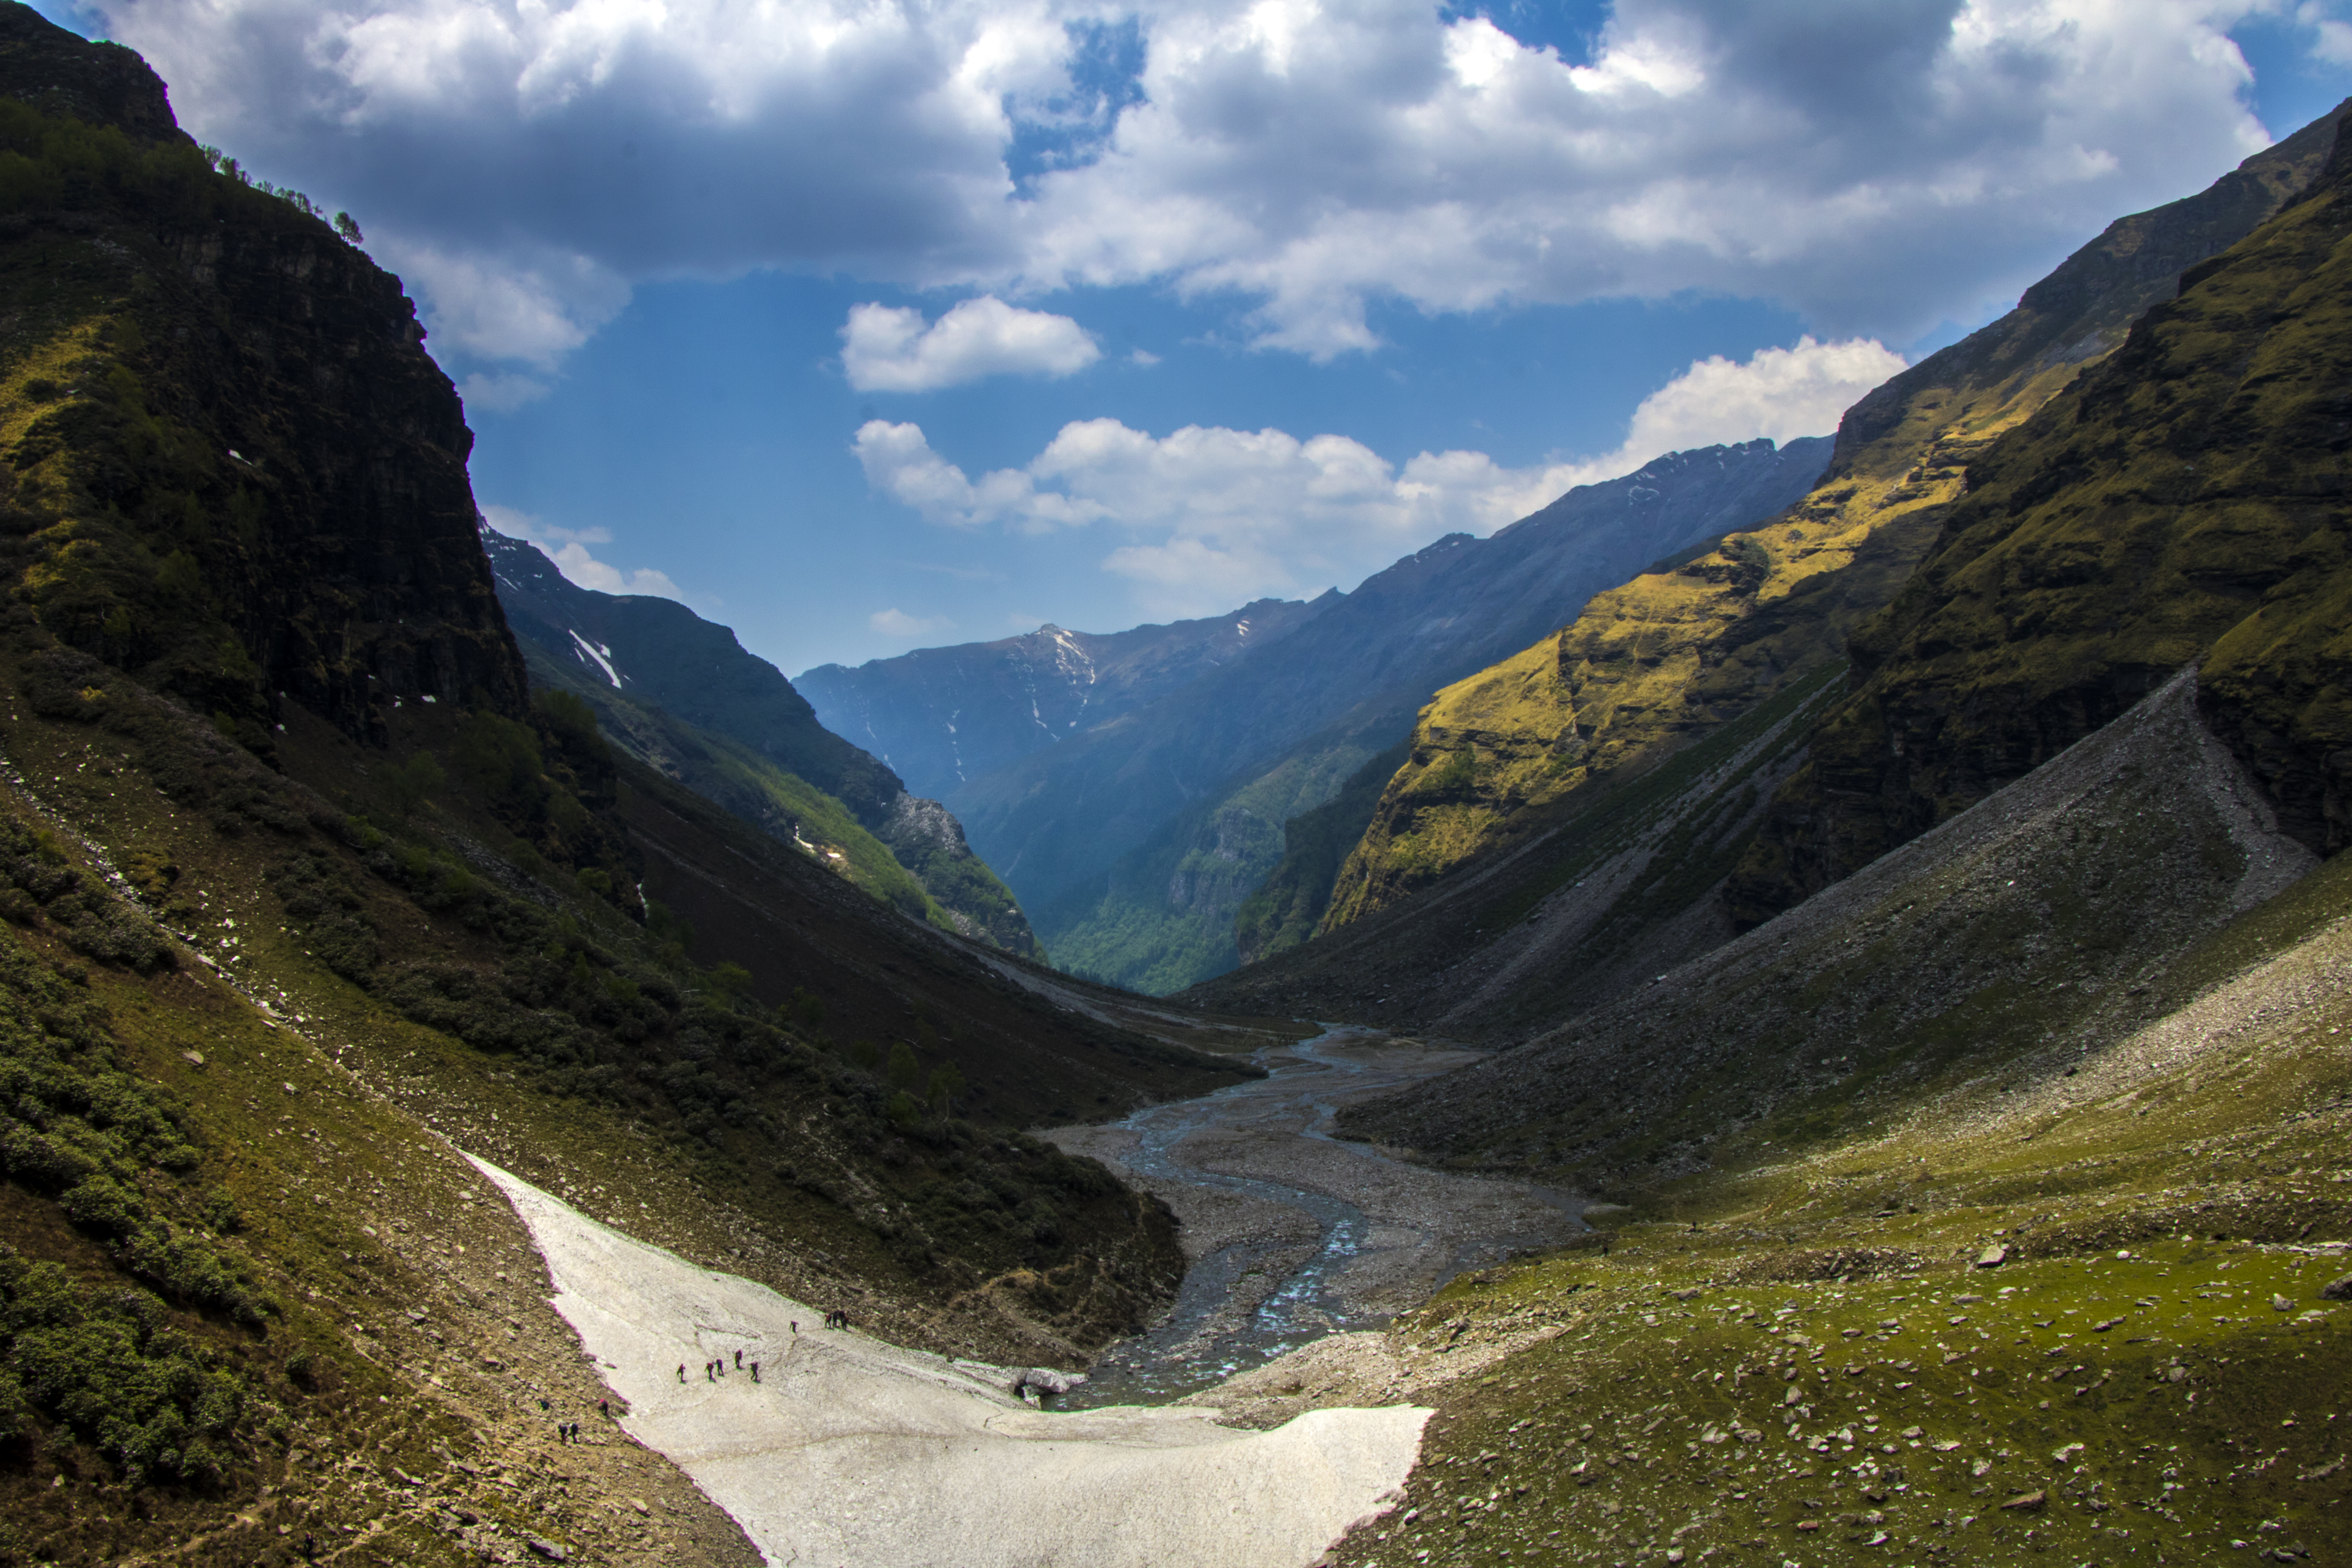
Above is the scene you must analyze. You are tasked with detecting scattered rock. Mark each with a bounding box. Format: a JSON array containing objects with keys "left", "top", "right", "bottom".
[
  {"left": 2273, "top": 1295, "right": 2294, "bottom": 1313},
  {"left": 1975, "top": 1244, "right": 2007, "bottom": 1269},
  {"left": 2321, "top": 1274, "right": 2352, "bottom": 1302},
  {"left": 2000, "top": 1490, "right": 2047, "bottom": 1512},
  {"left": 181, "top": 1049, "right": 204, "bottom": 1067},
  {"left": 525, "top": 1537, "right": 568, "bottom": 1561}
]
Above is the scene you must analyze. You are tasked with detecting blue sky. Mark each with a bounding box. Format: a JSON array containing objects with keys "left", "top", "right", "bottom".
[{"left": 38, "top": 1, "right": 2352, "bottom": 677}]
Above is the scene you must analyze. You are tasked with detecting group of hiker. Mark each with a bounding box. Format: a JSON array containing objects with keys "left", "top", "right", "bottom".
[
  {"left": 663, "top": 1309, "right": 857, "bottom": 1390},
  {"left": 677, "top": 1347, "right": 765, "bottom": 1385}
]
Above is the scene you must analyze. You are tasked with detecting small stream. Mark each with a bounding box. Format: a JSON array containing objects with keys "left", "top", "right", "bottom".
[{"left": 1058, "top": 1029, "right": 1581, "bottom": 1408}]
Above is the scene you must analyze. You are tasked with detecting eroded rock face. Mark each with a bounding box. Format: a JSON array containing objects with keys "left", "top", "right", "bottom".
[{"left": 0, "top": 4, "right": 524, "bottom": 746}]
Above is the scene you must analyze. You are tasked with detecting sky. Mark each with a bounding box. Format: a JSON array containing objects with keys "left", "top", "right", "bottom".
[{"left": 32, "top": 0, "right": 2352, "bottom": 677}]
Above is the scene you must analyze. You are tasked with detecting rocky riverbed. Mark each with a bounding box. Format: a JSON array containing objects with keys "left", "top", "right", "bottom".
[{"left": 1047, "top": 1027, "right": 1585, "bottom": 1406}]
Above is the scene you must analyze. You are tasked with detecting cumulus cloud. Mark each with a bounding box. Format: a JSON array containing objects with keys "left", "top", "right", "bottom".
[
  {"left": 870, "top": 607, "right": 957, "bottom": 637},
  {"left": 842, "top": 296, "right": 1100, "bottom": 392},
  {"left": 483, "top": 505, "right": 689, "bottom": 601},
  {"left": 1602, "top": 336, "right": 1908, "bottom": 472},
  {"left": 855, "top": 334, "right": 1904, "bottom": 613},
  {"left": 93, "top": 0, "right": 2286, "bottom": 371}
]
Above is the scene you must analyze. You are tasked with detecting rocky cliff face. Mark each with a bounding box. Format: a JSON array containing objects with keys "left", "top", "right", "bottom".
[
  {"left": 1730, "top": 111, "right": 2352, "bottom": 922},
  {"left": 0, "top": 6, "right": 522, "bottom": 752},
  {"left": 797, "top": 599, "right": 1332, "bottom": 802},
  {"left": 484, "top": 525, "right": 1039, "bottom": 955}
]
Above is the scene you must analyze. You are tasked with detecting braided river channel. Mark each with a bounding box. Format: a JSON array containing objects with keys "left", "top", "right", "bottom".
[{"left": 1046, "top": 1027, "right": 1585, "bottom": 1407}]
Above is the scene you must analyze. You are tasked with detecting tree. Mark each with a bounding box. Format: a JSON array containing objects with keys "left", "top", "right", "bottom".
[
  {"left": 333, "top": 211, "right": 363, "bottom": 244},
  {"left": 382, "top": 753, "right": 445, "bottom": 818},
  {"left": 885, "top": 1041, "right": 921, "bottom": 1094},
  {"left": 926, "top": 1064, "right": 966, "bottom": 1116}
]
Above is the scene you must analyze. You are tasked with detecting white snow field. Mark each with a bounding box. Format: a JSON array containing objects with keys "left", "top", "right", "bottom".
[{"left": 472, "top": 1158, "right": 1430, "bottom": 1568}]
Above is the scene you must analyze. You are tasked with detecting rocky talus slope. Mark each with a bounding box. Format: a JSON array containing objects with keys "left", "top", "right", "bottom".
[
  {"left": 1730, "top": 109, "right": 2352, "bottom": 924},
  {"left": 1238, "top": 684, "right": 2352, "bottom": 1568}
]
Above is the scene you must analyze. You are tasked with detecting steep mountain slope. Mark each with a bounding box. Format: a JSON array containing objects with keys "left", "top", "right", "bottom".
[
  {"left": 484, "top": 524, "right": 1038, "bottom": 955},
  {"left": 1258, "top": 126, "right": 2352, "bottom": 1565},
  {"left": 1188, "top": 97, "right": 2350, "bottom": 1034},
  {"left": 1317, "top": 825, "right": 2352, "bottom": 1565},
  {"left": 0, "top": 13, "right": 1252, "bottom": 1558},
  {"left": 982, "top": 439, "right": 1833, "bottom": 991},
  {"left": 1728, "top": 107, "right": 2352, "bottom": 926},
  {"left": 797, "top": 598, "right": 1332, "bottom": 802}
]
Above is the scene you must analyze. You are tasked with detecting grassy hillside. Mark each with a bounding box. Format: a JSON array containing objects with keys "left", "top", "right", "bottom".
[
  {"left": 1731, "top": 111, "right": 2352, "bottom": 926},
  {"left": 523, "top": 642, "right": 1039, "bottom": 953},
  {"left": 1233, "top": 738, "right": 1411, "bottom": 966},
  {"left": 1034, "top": 731, "right": 1388, "bottom": 994},
  {"left": 1226, "top": 680, "right": 2352, "bottom": 1568},
  {"left": 1310, "top": 98, "right": 2348, "bottom": 954},
  {"left": 0, "top": 12, "right": 1255, "bottom": 1557}
]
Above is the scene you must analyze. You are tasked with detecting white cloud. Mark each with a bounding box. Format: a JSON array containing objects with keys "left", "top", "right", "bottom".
[
  {"left": 2300, "top": 2, "right": 2352, "bottom": 64},
  {"left": 484, "top": 505, "right": 689, "bottom": 601},
  {"left": 373, "top": 236, "right": 629, "bottom": 371},
  {"left": 870, "top": 607, "right": 957, "bottom": 637},
  {"left": 1604, "top": 336, "right": 1909, "bottom": 474},
  {"left": 855, "top": 334, "right": 1904, "bottom": 614},
  {"left": 842, "top": 296, "right": 1100, "bottom": 391},
  {"left": 96, "top": 0, "right": 2282, "bottom": 372},
  {"left": 458, "top": 370, "right": 554, "bottom": 413}
]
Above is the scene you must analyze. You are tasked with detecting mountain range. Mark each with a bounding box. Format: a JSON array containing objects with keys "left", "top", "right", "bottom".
[
  {"left": 483, "top": 523, "right": 1040, "bottom": 955},
  {"left": 804, "top": 436, "right": 1831, "bottom": 991},
  {"left": 3, "top": 7, "right": 2351, "bottom": 1565}
]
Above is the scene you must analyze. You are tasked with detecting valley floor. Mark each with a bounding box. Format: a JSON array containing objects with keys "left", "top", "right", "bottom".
[
  {"left": 1047, "top": 1029, "right": 1584, "bottom": 1406},
  {"left": 474, "top": 1158, "right": 1428, "bottom": 1568}
]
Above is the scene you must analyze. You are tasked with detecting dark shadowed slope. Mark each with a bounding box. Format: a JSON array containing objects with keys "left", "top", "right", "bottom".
[{"left": 484, "top": 524, "right": 1038, "bottom": 954}]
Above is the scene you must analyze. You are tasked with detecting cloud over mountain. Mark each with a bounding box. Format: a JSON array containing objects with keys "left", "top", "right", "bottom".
[
  {"left": 94, "top": 0, "right": 2297, "bottom": 375},
  {"left": 852, "top": 334, "right": 1903, "bottom": 616}
]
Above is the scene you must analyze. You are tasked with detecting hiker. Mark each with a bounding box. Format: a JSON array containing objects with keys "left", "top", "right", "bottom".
[
  {"left": 677, "top": 1363, "right": 686, "bottom": 1383},
  {"left": 600, "top": 1399, "right": 610, "bottom": 1419},
  {"left": 750, "top": 1361, "right": 760, "bottom": 1383},
  {"left": 734, "top": 1350, "right": 742, "bottom": 1369},
  {"left": 706, "top": 1361, "right": 715, "bottom": 1382},
  {"left": 791, "top": 1321, "right": 798, "bottom": 1335}
]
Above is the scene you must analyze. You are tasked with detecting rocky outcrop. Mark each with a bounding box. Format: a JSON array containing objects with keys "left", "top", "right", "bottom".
[{"left": 0, "top": 4, "right": 524, "bottom": 749}]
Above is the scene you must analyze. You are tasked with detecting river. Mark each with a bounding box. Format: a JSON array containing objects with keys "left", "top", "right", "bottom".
[{"left": 1046, "top": 1026, "right": 1584, "bottom": 1407}]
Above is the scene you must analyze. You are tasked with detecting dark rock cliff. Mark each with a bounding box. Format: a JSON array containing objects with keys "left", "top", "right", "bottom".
[{"left": 0, "top": 3, "right": 523, "bottom": 748}]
